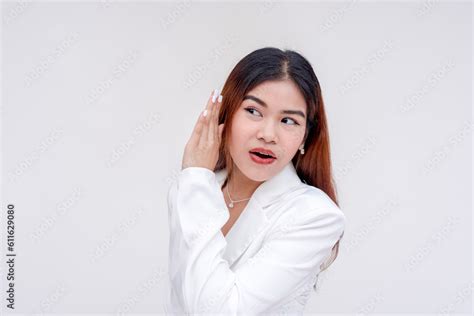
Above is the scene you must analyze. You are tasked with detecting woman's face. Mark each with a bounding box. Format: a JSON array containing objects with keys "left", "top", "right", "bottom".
[{"left": 228, "top": 79, "right": 307, "bottom": 182}]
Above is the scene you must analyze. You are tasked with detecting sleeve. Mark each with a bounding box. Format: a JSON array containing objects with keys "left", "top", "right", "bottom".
[{"left": 167, "top": 167, "right": 346, "bottom": 314}]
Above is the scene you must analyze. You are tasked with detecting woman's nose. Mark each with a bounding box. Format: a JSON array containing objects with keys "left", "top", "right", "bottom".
[{"left": 257, "top": 120, "right": 278, "bottom": 143}]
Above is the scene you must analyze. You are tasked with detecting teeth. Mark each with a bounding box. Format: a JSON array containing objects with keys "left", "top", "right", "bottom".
[{"left": 252, "top": 151, "right": 274, "bottom": 158}]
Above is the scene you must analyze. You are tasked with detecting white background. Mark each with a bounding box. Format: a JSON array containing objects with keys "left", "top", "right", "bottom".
[{"left": 1, "top": 0, "right": 472, "bottom": 314}]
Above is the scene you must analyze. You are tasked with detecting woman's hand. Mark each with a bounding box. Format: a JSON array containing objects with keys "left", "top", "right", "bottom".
[{"left": 181, "top": 88, "right": 224, "bottom": 171}]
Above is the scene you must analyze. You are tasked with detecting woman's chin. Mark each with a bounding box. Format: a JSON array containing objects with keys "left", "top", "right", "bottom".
[{"left": 239, "top": 162, "right": 280, "bottom": 182}]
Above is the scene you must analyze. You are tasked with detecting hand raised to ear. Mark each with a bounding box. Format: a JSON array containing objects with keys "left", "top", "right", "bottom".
[{"left": 181, "top": 88, "right": 224, "bottom": 171}]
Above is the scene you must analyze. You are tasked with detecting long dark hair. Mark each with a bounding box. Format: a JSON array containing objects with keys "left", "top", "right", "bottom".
[{"left": 215, "top": 47, "right": 344, "bottom": 279}]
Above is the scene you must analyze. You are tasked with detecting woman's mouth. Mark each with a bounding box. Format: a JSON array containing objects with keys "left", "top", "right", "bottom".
[{"left": 249, "top": 151, "right": 276, "bottom": 164}]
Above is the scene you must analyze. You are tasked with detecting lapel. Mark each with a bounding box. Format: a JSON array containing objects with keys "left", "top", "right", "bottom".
[{"left": 215, "top": 162, "right": 303, "bottom": 266}]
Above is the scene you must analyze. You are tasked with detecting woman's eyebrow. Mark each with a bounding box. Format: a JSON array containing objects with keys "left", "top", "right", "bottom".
[{"left": 243, "top": 95, "right": 306, "bottom": 119}]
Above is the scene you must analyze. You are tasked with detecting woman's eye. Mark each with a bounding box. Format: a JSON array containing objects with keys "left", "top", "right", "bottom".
[
  {"left": 282, "top": 118, "right": 299, "bottom": 125},
  {"left": 244, "top": 107, "right": 262, "bottom": 117},
  {"left": 244, "top": 107, "right": 299, "bottom": 125}
]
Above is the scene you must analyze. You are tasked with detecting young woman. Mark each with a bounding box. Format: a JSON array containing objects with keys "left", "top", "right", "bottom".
[{"left": 166, "top": 47, "right": 346, "bottom": 314}]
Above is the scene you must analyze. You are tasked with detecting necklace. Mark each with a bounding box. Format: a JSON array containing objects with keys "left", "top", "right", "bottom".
[{"left": 225, "top": 181, "right": 251, "bottom": 208}]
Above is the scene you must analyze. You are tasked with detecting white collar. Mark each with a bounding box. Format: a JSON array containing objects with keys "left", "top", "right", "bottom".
[
  {"left": 215, "top": 161, "right": 303, "bottom": 208},
  {"left": 215, "top": 162, "right": 306, "bottom": 265}
]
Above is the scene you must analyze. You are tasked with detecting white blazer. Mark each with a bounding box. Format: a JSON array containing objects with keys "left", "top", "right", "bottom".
[{"left": 165, "top": 161, "right": 346, "bottom": 315}]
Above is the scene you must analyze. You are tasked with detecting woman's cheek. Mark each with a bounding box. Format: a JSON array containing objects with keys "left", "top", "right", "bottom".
[{"left": 284, "top": 128, "right": 304, "bottom": 143}]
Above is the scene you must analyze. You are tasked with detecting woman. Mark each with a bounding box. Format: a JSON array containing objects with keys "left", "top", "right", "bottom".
[{"left": 166, "top": 47, "right": 346, "bottom": 314}]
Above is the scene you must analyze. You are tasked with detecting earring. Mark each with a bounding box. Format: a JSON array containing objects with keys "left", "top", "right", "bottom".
[{"left": 299, "top": 145, "right": 305, "bottom": 155}]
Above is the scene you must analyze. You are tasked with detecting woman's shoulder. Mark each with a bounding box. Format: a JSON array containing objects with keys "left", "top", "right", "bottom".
[
  {"left": 266, "top": 183, "right": 346, "bottom": 241},
  {"left": 282, "top": 183, "right": 345, "bottom": 222}
]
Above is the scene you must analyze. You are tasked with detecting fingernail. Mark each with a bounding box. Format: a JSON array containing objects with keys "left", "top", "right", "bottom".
[
  {"left": 202, "top": 109, "right": 208, "bottom": 117},
  {"left": 218, "top": 94, "right": 223, "bottom": 103},
  {"left": 212, "top": 89, "right": 219, "bottom": 103}
]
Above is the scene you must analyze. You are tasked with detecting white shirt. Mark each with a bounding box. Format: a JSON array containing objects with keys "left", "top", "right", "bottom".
[{"left": 165, "top": 161, "right": 346, "bottom": 315}]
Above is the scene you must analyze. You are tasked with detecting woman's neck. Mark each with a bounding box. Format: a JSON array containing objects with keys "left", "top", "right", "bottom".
[{"left": 225, "top": 165, "right": 263, "bottom": 200}]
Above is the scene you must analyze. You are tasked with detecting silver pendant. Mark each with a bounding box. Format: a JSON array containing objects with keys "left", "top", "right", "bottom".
[{"left": 228, "top": 202, "right": 234, "bottom": 208}]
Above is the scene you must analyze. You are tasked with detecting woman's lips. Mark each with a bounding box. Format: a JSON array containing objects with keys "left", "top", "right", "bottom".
[
  {"left": 249, "top": 152, "right": 276, "bottom": 164},
  {"left": 249, "top": 147, "right": 276, "bottom": 158}
]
